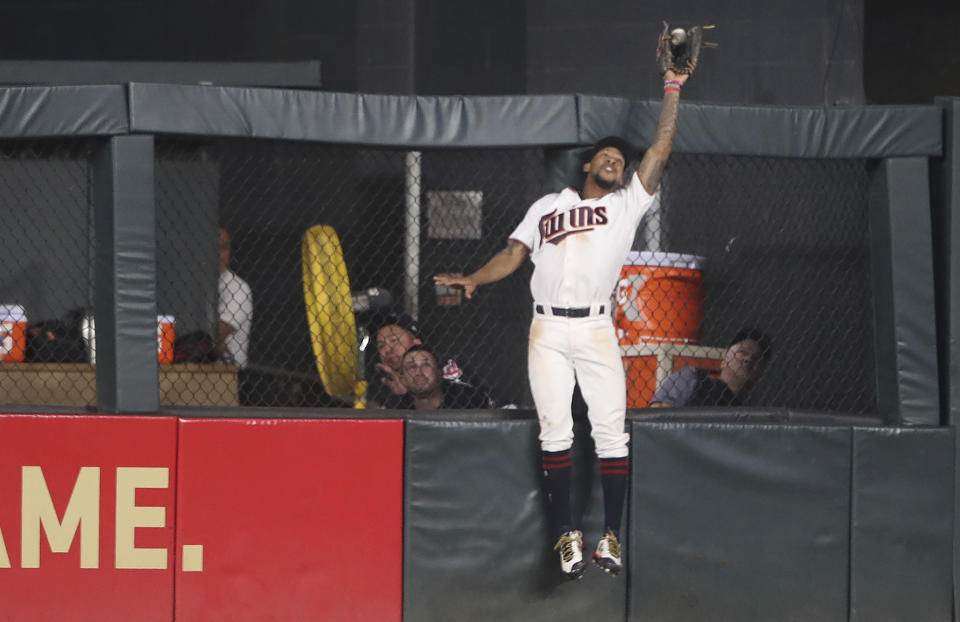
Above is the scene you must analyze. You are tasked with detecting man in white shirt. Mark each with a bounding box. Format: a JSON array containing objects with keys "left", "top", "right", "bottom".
[{"left": 218, "top": 227, "right": 252, "bottom": 367}]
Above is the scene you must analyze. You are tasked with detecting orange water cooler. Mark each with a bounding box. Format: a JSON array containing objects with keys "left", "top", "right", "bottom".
[
  {"left": 157, "top": 315, "right": 176, "bottom": 364},
  {"left": 0, "top": 305, "right": 27, "bottom": 363},
  {"left": 613, "top": 251, "right": 724, "bottom": 407}
]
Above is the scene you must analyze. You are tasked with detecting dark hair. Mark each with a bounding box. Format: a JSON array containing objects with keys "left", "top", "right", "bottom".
[
  {"left": 379, "top": 312, "right": 419, "bottom": 337},
  {"left": 402, "top": 343, "right": 436, "bottom": 362},
  {"left": 729, "top": 328, "right": 772, "bottom": 361},
  {"left": 583, "top": 135, "right": 640, "bottom": 167}
]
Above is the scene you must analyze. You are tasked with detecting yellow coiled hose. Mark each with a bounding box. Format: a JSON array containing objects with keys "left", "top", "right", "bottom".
[{"left": 301, "top": 225, "right": 362, "bottom": 404}]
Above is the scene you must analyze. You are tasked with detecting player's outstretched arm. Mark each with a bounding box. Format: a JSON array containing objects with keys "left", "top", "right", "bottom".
[
  {"left": 636, "top": 69, "right": 688, "bottom": 195},
  {"left": 434, "top": 240, "right": 529, "bottom": 299}
]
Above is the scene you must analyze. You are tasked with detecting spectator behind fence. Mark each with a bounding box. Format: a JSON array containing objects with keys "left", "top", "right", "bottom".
[
  {"left": 218, "top": 227, "right": 253, "bottom": 367},
  {"left": 648, "top": 328, "right": 772, "bottom": 408},
  {"left": 397, "top": 344, "right": 495, "bottom": 410},
  {"left": 373, "top": 313, "right": 473, "bottom": 408}
]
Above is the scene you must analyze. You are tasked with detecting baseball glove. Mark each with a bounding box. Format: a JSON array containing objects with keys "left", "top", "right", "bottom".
[{"left": 657, "top": 22, "right": 716, "bottom": 77}]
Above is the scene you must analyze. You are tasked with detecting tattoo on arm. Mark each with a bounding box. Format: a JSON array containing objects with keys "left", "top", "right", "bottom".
[
  {"left": 638, "top": 91, "right": 680, "bottom": 194},
  {"left": 637, "top": 157, "right": 667, "bottom": 194}
]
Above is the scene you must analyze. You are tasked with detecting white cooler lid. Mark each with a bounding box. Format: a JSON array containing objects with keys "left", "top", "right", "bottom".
[
  {"left": 0, "top": 304, "right": 26, "bottom": 322},
  {"left": 623, "top": 250, "right": 705, "bottom": 270}
]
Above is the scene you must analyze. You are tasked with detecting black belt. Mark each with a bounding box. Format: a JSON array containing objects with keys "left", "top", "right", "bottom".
[{"left": 535, "top": 304, "right": 604, "bottom": 318}]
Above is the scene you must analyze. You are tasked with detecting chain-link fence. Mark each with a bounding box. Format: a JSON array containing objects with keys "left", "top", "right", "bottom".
[
  {"left": 0, "top": 135, "right": 876, "bottom": 415},
  {"left": 0, "top": 140, "right": 97, "bottom": 409},
  {"left": 659, "top": 154, "right": 873, "bottom": 413},
  {"left": 154, "top": 138, "right": 877, "bottom": 414},
  {"left": 155, "top": 139, "right": 543, "bottom": 409},
  {"left": 2, "top": 86, "right": 948, "bottom": 420}
]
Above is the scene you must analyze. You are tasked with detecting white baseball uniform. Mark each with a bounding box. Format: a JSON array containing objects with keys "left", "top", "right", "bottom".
[{"left": 509, "top": 173, "right": 658, "bottom": 458}]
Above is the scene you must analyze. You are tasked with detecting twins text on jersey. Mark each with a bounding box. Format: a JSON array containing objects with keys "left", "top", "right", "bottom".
[{"left": 539, "top": 206, "right": 609, "bottom": 247}]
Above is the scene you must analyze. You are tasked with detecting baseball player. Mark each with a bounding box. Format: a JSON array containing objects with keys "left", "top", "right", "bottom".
[{"left": 434, "top": 58, "right": 692, "bottom": 578}]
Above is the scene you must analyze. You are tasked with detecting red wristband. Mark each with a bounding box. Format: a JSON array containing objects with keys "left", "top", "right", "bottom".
[{"left": 664, "top": 79, "right": 682, "bottom": 92}]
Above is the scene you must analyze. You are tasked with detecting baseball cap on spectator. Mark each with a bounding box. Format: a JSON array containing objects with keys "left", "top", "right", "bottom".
[{"left": 381, "top": 313, "right": 420, "bottom": 337}]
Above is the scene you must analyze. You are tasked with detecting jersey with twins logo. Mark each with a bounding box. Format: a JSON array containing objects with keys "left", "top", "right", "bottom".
[{"left": 509, "top": 173, "right": 659, "bottom": 306}]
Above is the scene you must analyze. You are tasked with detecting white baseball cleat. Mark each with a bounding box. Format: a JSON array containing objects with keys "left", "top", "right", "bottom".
[
  {"left": 592, "top": 529, "right": 622, "bottom": 576},
  {"left": 554, "top": 530, "right": 587, "bottom": 580}
]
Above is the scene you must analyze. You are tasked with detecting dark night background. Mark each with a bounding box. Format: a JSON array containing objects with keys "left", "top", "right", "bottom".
[{"left": 0, "top": 0, "right": 954, "bottom": 104}]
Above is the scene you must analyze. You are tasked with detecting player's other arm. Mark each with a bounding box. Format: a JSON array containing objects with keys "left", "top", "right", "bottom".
[
  {"left": 434, "top": 240, "right": 530, "bottom": 299},
  {"left": 636, "top": 69, "right": 688, "bottom": 195}
]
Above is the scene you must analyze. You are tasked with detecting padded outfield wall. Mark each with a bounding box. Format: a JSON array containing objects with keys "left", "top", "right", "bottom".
[
  {"left": 0, "top": 86, "right": 956, "bottom": 620},
  {"left": 0, "top": 410, "right": 951, "bottom": 621}
]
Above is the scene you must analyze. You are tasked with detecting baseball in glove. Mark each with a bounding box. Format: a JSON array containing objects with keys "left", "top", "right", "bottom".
[{"left": 657, "top": 22, "right": 717, "bottom": 77}]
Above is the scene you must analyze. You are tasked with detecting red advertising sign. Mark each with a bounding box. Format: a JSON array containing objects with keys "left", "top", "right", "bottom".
[
  {"left": 0, "top": 414, "right": 177, "bottom": 622},
  {"left": 175, "top": 418, "right": 403, "bottom": 622}
]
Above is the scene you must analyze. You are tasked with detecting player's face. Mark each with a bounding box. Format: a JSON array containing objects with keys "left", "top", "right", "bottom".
[
  {"left": 377, "top": 325, "right": 418, "bottom": 371},
  {"left": 584, "top": 147, "right": 626, "bottom": 189},
  {"left": 401, "top": 350, "right": 441, "bottom": 395},
  {"left": 722, "top": 339, "right": 763, "bottom": 382}
]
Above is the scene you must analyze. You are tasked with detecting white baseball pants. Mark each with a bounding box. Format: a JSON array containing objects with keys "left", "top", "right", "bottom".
[{"left": 527, "top": 313, "right": 629, "bottom": 458}]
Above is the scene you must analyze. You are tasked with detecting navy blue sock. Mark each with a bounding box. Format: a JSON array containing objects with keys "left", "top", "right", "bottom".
[
  {"left": 599, "top": 456, "right": 629, "bottom": 538},
  {"left": 541, "top": 449, "right": 573, "bottom": 537}
]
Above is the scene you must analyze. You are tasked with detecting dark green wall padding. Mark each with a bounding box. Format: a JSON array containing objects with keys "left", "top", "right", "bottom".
[{"left": 403, "top": 414, "right": 953, "bottom": 622}]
